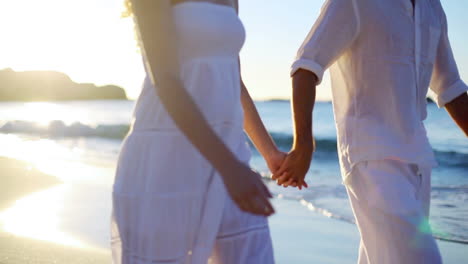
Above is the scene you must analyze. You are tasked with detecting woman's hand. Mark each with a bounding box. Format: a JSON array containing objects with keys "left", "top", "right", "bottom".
[
  {"left": 265, "top": 149, "right": 287, "bottom": 175},
  {"left": 221, "top": 161, "right": 275, "bottom": 216},
  {"left": 271, "top": 146, "right": 312, "bottom": 190}
]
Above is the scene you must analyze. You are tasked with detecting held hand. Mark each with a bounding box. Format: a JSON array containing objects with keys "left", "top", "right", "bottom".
[
  {"left": 222, "top": 161, "right": 275, "bottom": 216},
  {"left": 265, "top": 149, "right": 287, "bottom": 175},
  {"left": 271, "top": 147, "right": 313, "bottom": 190}
]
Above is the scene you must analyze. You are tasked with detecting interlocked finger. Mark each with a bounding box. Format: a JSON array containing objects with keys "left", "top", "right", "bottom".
[{"left": 276, "top": 172, "right": 291, "bottom": 185}]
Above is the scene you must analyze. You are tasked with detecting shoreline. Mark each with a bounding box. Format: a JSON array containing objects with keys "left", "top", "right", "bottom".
[
  {"left": 0, "top": 156, "right": 466, "bottom": 263},
  {"left": 0, "top": 232, "right": 110, "bottom": 264},
  {"left": 0, "top": 157, "right": 60, "bottom": 211},
  {"left": 0, "top": 157, "right": 111, "bottom": 263}
]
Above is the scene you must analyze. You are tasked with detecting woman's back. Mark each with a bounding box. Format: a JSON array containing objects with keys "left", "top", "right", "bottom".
[{"left": 131, "top": 2, "right": 246, "bottom": 131}]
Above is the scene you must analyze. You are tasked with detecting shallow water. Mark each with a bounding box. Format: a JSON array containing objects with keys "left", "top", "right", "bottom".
[{"left": 0, "top": 100, "right": 467, "bottom": 244}]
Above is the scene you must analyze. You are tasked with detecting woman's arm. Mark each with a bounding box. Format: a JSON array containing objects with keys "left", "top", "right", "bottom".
[
  {"left": 129, "top": 0, "right": 274, "bottom": 216},
  {"left": 233, "top": 0, "right": 285, "bottom": 177},
  {"left": 240, "top": 73, "right": 286, "bottom": 174}
]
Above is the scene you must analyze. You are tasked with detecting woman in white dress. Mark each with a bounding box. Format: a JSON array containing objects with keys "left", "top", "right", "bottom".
[{"left": 112, "top": 0, "right": 284, "bottom": 263}]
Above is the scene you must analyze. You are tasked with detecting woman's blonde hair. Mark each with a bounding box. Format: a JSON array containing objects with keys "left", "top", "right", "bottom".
[{"left": 122, "top": 0, "right": 133, "bottom": 17}]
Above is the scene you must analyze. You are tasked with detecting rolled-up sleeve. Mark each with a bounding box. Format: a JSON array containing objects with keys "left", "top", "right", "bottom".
[
  {"left": 430, "top": 8, "right": 468, "bottom": 108},
  {"left": 290, "top": 0, "right": 360, "bottom": 84}
]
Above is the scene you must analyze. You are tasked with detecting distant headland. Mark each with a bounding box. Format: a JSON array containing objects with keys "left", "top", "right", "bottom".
[{"left": 0, "top": 68, "right": 127, "bottom": 101}]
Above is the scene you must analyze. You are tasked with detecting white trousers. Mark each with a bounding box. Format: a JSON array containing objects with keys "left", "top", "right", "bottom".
[{"left": 345, "top": 160, "right": 442, "bottom": 264}]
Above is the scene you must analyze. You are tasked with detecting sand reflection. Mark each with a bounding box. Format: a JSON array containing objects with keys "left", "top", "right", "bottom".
[{"left": 0, "top": 184, "right": 85, "bottom": 247}]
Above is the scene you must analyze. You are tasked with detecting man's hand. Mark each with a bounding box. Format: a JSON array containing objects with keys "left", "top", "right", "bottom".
[
  {"left": 274, "top": 68, "right": 317, "bottom": 190},
  {"left": 271, "top": 145, "right": 313, "bottom": 190}
]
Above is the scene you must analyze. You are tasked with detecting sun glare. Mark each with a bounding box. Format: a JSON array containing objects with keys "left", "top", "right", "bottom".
[
  {"left": 0, "top": 185, "right": 86, "bottom": 248},
  {"left": 16, "top": 102, "right": 90, "bottom": 125},
  {"left": 0, "top": 134, "right": 114, "bottom": 248},
  {"left": 0, "top": 134, "right": 114, "bottom": 184},
  {"left": 20, "top": 103, "right": 63, "bottom": 126},
  {"left": 0, "top": 0, "right": 144, "bottom": 99}
]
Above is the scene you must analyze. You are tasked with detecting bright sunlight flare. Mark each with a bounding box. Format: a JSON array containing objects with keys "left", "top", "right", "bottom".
[{"left": 0, "top": 0, "right": 144, "bottom": 99}]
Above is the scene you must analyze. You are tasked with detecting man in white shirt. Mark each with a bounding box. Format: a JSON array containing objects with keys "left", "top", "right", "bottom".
[{"left": 272, "top": 0, "right": 468, "bottom": 263}]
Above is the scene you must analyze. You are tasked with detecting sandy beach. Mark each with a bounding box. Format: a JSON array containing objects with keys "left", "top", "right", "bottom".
[
  {"left": 0, "top": 156, "right": 466, "bottom": 264},
  {"left": 0, "top": 157, "right": 111, "bottom": 264},
  {"left": 0, "top": 157, "right": 60, "bottom": 210},
  {"left": 0, "top": 232, "right": 110, "bottom": 264},
  {"left": 270, "top": 197, "right": 468, "bottom": 264}
]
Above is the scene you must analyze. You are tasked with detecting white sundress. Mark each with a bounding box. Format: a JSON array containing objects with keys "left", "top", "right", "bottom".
[{"left": 111, "top": 2, "right": 274, "bottom": 264}]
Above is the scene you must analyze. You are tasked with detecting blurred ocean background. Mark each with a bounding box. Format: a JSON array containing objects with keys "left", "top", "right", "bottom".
[{"left": 0, "top": 99, "right": 467, "bottom": 248}]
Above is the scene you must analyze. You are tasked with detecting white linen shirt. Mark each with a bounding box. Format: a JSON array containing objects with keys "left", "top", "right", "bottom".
[{"left": 291, "top": 0, "right": 468, "bottom": 181}]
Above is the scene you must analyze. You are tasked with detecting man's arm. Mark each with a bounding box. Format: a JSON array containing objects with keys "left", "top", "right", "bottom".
[
  {"left": 272, "top": 0, "right": 360, "bottom": 189},
  {"left": 445, "top": 93, "right": 468, "bottom": 136},
  {"left": 272, "top": 69, "right": 318, "bottom": 188},
  {"left": 429, "top": 3, "right": 468, "bottom": 132}
]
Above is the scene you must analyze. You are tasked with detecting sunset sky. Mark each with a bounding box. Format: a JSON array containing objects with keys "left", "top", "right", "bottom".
[{"left": 0, "top": 0, "right": 467, "bottom": 100}]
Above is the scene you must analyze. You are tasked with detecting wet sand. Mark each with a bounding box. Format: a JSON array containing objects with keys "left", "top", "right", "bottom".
[
  {"left": 0, "top": 156, "right": 466, "bottom": 263},
  {"left": 0, "top": 157, "right": 111, "bottom": 264},
  {"left": 0, "top": 157, "right": 60, "bottom": 210}
]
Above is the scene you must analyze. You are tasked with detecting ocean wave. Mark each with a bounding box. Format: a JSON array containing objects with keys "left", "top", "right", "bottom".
[
  {"left": 277, "top": 194, "right": 468, "bottom": 245},
  {"left": 269, "top": 132, "right": 338, "bottom": 154},
  {"left": 433, "top": 150, "right": 468, "bottom": 168},
  {"left": 0, "top": 120, "right": 129, "bottom": 139},
  {"left": 1, "top": 121, "right": 467, "bottom": 168},
  {"left": 270, "top": 132, "right": 468, "bottom": 168}
]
